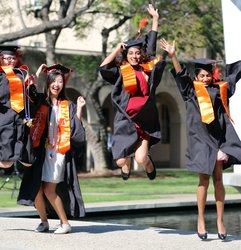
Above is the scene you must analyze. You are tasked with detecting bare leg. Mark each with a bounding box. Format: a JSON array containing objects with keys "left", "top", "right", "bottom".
[
  {"left": 212, "top": 161, "right": 226, "bottom": 234},
  {"left": 135, "top": 139, "right": 154, "bottom": 173},
  {"left": 116, "top": 157, "right": 131, "bottom": 174},
  {"left": 43, "top": 182, "right": 69, "bottom": 225},
  {"left": 35, "top": 186, "right": 48, "bottom": 222},
  {"left": 0, "top": 161, "right": 13, "bottom": 168},
  {"left": 197, "top": 173, "right": 210, "bottom": 234}
]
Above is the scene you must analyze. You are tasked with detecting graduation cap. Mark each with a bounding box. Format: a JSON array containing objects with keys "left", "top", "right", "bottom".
[
  {"left": 46, "top": 64, "right": 72, "bottom": 74},
  {"left": 124, "top": 36, "right": 146, "bottom": 50},
  {"left": 46, "top": 64, "right": 73, "bottom": 83},
  {"left": 190, "top": 58, "right": 222, "bottom": 80},
  {"left": 189, "top": 58, "right": 221, "bottom": 72},
  {"left": 0, "top": 45, "right": 20, "bottom": 55}
]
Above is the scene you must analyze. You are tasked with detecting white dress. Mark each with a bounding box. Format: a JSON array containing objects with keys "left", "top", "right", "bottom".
[{"left": 41, "top": 104, "right": 66, "bottom": 183}]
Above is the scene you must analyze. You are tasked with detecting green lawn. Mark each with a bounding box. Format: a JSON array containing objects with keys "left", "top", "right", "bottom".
[{"left": 0, "top": 169, "right": 238, "bottom": 207}]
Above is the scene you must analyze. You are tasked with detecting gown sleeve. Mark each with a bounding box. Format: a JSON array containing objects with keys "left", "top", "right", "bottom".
[
  {"left": 225, "top": 60, "right": 241, "bottom": 97},
  {"left": 171, "top": 66, "right": 194, "bottom": 101},
  {"left": 145, "top": 30, "right": 157, "bottom": 57},
  {"left": 69, "top": 102, "right": 86, "bottom": 149},
  {"left": 152, "top": 60, "right": 167, "bottom": 88},
  {"left": 99, "top": 60, "right": 120, "bottom": 85}
]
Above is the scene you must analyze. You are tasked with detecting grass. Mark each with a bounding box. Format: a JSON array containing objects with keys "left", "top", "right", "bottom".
[{"left": 0, "top": 169, "right": 239, "bottom": 207}]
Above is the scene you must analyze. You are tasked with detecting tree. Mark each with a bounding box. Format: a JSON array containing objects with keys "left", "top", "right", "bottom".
[
  {"left": 151, "top": 0, "right": 223, "bottom": 60},
  {"left": 0, "top": 0, "right": 96, "bottom": 64}
]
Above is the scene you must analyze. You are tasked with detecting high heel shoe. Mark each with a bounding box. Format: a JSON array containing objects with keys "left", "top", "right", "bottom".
[
  {"left": 146, "top": 155, "right": 156, "bottom": 180},
  {"left": 121, "top": 169, "right": 130, "bottom": 181},
  {"left": 197, "top": 232, "right": 208, "bottom": 240},
  {"left": 218, "top": 232, "right": 227, "bottom": 240}
]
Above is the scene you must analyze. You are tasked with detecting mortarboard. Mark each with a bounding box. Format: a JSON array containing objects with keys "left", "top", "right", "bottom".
[
  {"left": 45, "top": 63, "right": 73, "bottom": 83},
  {"left": 0, "top": 45, "right": 20, "bottom": 55},
  {"left": 124, "top": 36, "right": 146, "bottom": 50},
  {"left": 189, "top": 58, "right": 221, "bottom": 72},
  {"left": 46, "top": 64, "right": 72, "bottom": 75}
]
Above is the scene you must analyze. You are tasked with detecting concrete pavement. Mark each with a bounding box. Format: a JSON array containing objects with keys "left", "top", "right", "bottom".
[{"left": 0, "top": 194, "right": 241, "bottom": 250}]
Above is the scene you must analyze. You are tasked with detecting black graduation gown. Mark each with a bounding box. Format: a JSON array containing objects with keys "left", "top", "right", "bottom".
[
  {"left": 171, "top": 60, "right": 241, "bottom": 175},
  {"left": 17, "top": 100, "right": 86, "bottom": 218},
  {"left": 99, "top": 30, "right": 166, "bottom": 159},
  {"left": 0, "top": 68, "right": 37, "bottom": 163}
]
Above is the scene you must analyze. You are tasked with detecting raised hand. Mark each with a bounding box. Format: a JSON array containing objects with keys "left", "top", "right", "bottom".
[
  {"left": 146, "top": 4, "right": 159, "bottom": 19},
  {"left": 77, "top": 96, "right": 86, "bottom": 109},
  {"left": 76, "top": 96, "right": 86, "bottom": 120},
  {"left": 160, "top": 39, "right": 176, "bottom": 57},
  {"left": 36, "top": 64, "right": 47, "bottom": 78}
]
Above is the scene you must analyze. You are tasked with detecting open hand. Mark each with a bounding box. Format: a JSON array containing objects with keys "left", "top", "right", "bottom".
[
  {"left": 160, "top": 39, "right": 176, "bottom": 57},
  {"left": 146, "top": 4, "right": 159, "bottom": 19}
]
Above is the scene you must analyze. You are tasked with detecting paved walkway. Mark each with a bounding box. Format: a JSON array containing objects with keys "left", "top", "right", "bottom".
[{"left": 0, "top": 194, "right": 241, "bottom": 250}]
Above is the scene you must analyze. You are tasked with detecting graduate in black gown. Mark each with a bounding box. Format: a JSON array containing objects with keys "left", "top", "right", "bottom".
[
  {"left": 0, "top": 45, "right": 37, "bottom": 169},
  {"left": 160, "top": 38, "right": 241, "bottom": 240},
  {"left": 99, "top": 4, "right": 166, "bottom": 180},
  {"left": 17, "top": 64, "right": 86, "bottom": 234}
]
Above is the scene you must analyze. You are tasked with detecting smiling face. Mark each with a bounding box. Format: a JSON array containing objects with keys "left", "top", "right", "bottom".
[
  {"left": 126, "top": 47, "right": 142, "bottom": 66},
  {"left": 0, "top": 54, "right": 17, "bottom": 68},
  {"left": 49, "top": 74, "right": 64, "bottom": 99},
  {"left": 195, "top": 69, "right": 213, "bottom": 87}
]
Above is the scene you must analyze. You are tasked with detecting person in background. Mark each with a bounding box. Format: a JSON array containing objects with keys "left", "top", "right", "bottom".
[
  {"left": 18, "top": 64, "right": 86, "bottom": 234},
  {"left": 160, "top": 38, "right": 241, "bottom": 240},
  {"left": 99, "top": 4, "right": 166, "bottom": 180},
  {"left": 0, "top": 45, "right": 37, "bottom": 169}
]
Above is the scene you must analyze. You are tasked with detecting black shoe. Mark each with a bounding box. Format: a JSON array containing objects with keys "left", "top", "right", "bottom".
[
  {"left": 218, "top": 233, "right": 227, "bottom": 240},
  {"left": 146, "top": 156, "right": 156, "bottom": 180},
  {"left": 197, "top": 232, "right": 208, "bottom": 240},
  {"left": 121, "top": 169, "right": 130, "bottom": 181}
]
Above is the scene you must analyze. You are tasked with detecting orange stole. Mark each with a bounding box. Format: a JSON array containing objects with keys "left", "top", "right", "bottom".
[
  {"left": 193, "top": 81, "right": 231, "bottom": 124},
  {"left": 58, "top": 100, "right": 71, "bottom": 154},
  {"left": 120, "top": 57, "right": 161, "bottom": 95},
  {"left": 1, "top": 66, "right": 24, "bottom": 113},
  {"left": 30, "top": 101, "right": 71, "bottom": 154},
  {"left": 213, "top": 81, "right": 233, "bottom": 122}
]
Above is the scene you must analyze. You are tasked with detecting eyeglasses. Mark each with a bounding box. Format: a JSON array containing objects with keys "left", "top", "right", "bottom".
[{"left": 1, "top": 56, "right": 17, "bottom": 62}]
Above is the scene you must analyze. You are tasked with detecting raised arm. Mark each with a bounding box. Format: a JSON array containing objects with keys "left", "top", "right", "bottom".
[
  {"left": 100, "top": 43, "right": 125, "bottom": 67},
  {"left": 76, "top": 96, "right": 86, "bottom": 121},
  {"left": 146, "top": 4, "right": 159, "bottom": 32},
  {"left": 160, "top": 39, "right": 182, "bottom": 73}
]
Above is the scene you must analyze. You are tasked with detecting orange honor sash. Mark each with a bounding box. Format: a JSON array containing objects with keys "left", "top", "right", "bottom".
[
  {"left": 1, "top": 66, "right": 24, "bottom": 113},
  {"left": 58, "top": 100, "right": 71, "bottom": 154},
  {"left": 120, "top": 56, "right": 161, "bottom": 95},
  {"left": 193, "top": 81, "right": 232, "bottom": 124},
  {"left": 30, "top": 100, "right": 71, "bottom": 154}
]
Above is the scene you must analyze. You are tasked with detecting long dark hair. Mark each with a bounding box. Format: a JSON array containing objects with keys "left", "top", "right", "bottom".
[
  {"left": 116, "top": 47, "right": 150, "bottom": 66},
  {"left": 44, "top": 71, "right": 68, "bottom": 105}
]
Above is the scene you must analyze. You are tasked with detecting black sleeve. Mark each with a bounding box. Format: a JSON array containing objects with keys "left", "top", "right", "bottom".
[
  {"left": 99, "top": 60, "right": 120, "bottom": 85},
  {"left": 152, "top": 60, "right": 166, "bottom": 88},
  {"left": 145, "top": 30, "right": 158, "bottom": 57},
  {"left": 27, "top": 84, "right": 38, "bottom": 104},
  {"left": 225, "top": 60, "right": 241, "bottom": 97},
  {"left": 171, "top": 66, "right": 194, "bottom": 101},
  {"left": 69, "top": 102, "right": 86, "bottom": 149}
]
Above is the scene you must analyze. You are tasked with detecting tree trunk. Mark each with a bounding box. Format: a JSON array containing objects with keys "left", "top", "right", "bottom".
[
  {"left": 84, "top": 123, "right": 109, "bottom": 172},
  {"left": 45, "top": 32, "right": 56, "bottom": 65}
]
